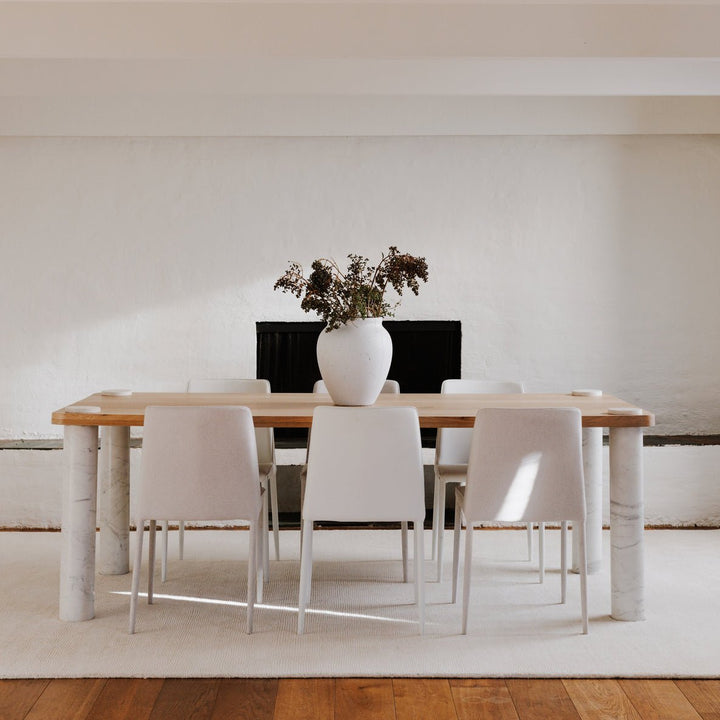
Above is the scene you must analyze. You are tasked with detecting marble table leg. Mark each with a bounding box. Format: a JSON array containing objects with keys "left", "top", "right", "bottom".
[
  {"left": 573, "top": 427, "right": 603, "bottom": 574},
  {"left": 98, "top": 426, "right": 130, "bottom": 575},
  {"left": 609, "top": 426, "right": 645, "bottom": 621},
  {"left": 59, "top": 425, "right": 98, "bottom": 621}
]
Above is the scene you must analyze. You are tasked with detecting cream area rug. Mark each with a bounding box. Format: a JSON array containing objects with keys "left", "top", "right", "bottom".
[{"left": 1, "top": 528, "right": 718, "bottom": 678}]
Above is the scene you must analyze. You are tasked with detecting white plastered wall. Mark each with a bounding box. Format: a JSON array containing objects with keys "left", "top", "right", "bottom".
[{"left": 1, "top": 135, "right": 719, "bottom": 525}]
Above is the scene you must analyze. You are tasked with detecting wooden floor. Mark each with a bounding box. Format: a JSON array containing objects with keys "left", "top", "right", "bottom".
[{"left": 1, "top": 678, "right": 719, "bottom": 720}]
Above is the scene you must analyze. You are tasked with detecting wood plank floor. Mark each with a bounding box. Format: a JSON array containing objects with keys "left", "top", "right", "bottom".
[{"left": 1, "top": 679, "right": 719, "bottom": 720}]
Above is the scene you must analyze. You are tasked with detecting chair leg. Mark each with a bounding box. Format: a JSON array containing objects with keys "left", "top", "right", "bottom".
[
  {"left": 561, "top": 520, "right": 568, "bottom": 604},
  {"left": 162, "top": 520, "right": 185, "bottom": 572},
  {"left": 431, "top": 470, "right": 440, "bottom": 561},
  {"left": 401, "top": 521, "right": 409, "bottom": 583},
  {"left": 526, "top": 522, "right": 533, "bottom": 561},
  {"left": 256, "top": 517, "right": 264, "bottom": 604},
  {"left": 299, "top": 470, "right": 307, "bottom": 555},
  {"left": 129, "top": 520, "right": 145, "bottom": 634},
  {"left": 148, "top": 520, "right": 156, "bottom": 604},
  {"left": 270, "top": 466, "right": 280, "bottom": 561},
  {"left": 436, "top": 479, "right": 447, "bottom": 582},
  {"left": 161, "top": 521, "right": 168, "bottom": 582},
  {"left": 579, "top": 519, "right": 589, "bottom": 634},
  {"left": 538, "top": 522, "right": 546, "bottom": 583},
  {"left": 178, "top": 520, "right": 185, "bottom": 560},
  {"left": 261, "top": 481, "right": 270, "bottom": 576},
  {"left": 414, "top": 519, "right": 425, "bottom": 635},
  {"left": 247, "top": 518, "right": 258, "bottom": 634},
  {"left": 298, "top": 519, "right": 314, "bottom": 634},
  {"left": 301, "top": 521, "right": 313, "bottom": 606},
  {"left": 462, "top": 523, "right": 474, "bottom": 634},
  {"left": 452, "top": 495, "right": 463, "bottom": 604}
]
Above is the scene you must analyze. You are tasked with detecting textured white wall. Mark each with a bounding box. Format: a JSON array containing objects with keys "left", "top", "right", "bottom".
[{"left": 1, "top": 135, "right": 720, "bottom": 438}]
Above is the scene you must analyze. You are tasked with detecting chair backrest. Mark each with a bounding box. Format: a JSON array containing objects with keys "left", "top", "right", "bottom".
[
  {"left": 303, "top": 406, "right": 425, "bottom": 523},
  {"left": 307, "top": 380, "right": 401, "bottom": 461},
  {"left": 436, "top": 379, "right": 524, "bottom": 466},
  {"left": 463, "top": 407, "right": 586, "bottom": 523},
  {"left": 313, "top": 378, "right": 400, "bottom": 394},
  {"left": 136, "top": 406, "right": 262, "bottom": 523},
  {"left": 187, "top": 378, "right": 274, "bottom": 464}
]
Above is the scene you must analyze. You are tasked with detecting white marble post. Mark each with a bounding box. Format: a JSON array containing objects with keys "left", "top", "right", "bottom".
[
  {"left": 609, "top": 423, "right": 645, "bottom": 621},
  {"left": 573, "top": 427, "right": 603, "bottom": 574},
  {"left": 571, "top": 390, "right": 604, "bottom": 575},
  {"left": 59, "top": 424, "right": 99, "bottom": 621},
  {"left": 98, "top": 426, "right": 130, "bottom": 575}
]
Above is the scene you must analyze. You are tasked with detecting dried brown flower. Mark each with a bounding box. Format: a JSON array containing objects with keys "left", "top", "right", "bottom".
[{"left": 274, "top": 246, "right": 429, "bottom": 331}]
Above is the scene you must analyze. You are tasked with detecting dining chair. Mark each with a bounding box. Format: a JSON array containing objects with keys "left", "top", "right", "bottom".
[
  {"left": 433, "top": 379, "right": 532, "bottom": 581},
  {"left": 129, "top": 405, "right": 264, "bottom": 634},
  {"left": 300, "top": 378, "right": 401, "bottom": 524},
  {"left": 452, "top": 407, "right": 588, "bottom": 634},
  {"left": 160, "top": 378, "right": 278, "bottom": 582},
  {"left": 298, "top": 405, "right": 426, "bottom": 634}
]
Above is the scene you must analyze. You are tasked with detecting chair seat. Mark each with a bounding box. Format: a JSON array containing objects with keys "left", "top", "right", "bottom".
[{"left": 435, "top": 464, "right": 468, "bottom": 479}]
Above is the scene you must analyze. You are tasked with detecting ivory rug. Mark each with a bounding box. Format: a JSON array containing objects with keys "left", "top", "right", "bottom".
[{"left": 1, "top": 528, "right": 718, "bottom": 678}]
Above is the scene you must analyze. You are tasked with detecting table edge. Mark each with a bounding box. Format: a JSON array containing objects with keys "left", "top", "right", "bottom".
[{"left": 52, "top": 391, "right": 655, "bottom": 429}]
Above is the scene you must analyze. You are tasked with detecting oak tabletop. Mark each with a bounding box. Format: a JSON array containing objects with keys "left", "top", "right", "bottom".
[{"left": 52, "top": 392, "right": 655, "bottom": 429}]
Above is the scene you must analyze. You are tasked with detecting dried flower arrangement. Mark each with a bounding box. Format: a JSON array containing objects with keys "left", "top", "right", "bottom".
[{"left": 274, "top": 246, "right": 429, "bottom": 331}]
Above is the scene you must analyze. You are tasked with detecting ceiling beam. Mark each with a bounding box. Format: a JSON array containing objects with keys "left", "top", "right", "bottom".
[
  {"left": 2, "top": 2, "right": 719, "bottom": 134},
  {"left": 2, "top": 3, "right": 720, "bottom": 59}
]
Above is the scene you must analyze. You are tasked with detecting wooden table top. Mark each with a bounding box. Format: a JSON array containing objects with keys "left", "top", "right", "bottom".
[{"left": 52, "top": 392, "right": 655, "bottom": 429}]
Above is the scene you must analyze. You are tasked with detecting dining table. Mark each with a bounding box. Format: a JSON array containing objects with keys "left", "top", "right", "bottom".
[{"left": 52, "top": 391, "right": 654, "bottom": 623}]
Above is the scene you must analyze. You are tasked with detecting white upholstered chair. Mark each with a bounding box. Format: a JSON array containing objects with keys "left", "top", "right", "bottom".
[
  {"left": 298, "top": 406, "right": 426, "bottom": 634},
  {"left": 300, "top": 378, "right": 401, "bottom": 520},
  {"left": 452, "top": 407, "right": 588, "bottom": 634},
  {"left": 160, "top": 378, "right": 278, "bottom": 581},
  {"left": 433, "top": 379, "right": 530, "bottom": 581},
  {"left": 129, "top": 406, "right": 264, "bottom": 634}
]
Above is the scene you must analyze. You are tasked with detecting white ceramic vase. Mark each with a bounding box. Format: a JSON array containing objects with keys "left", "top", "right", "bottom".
[{"left": 316, "top": 318, "right": 393, "bottom": 406}]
